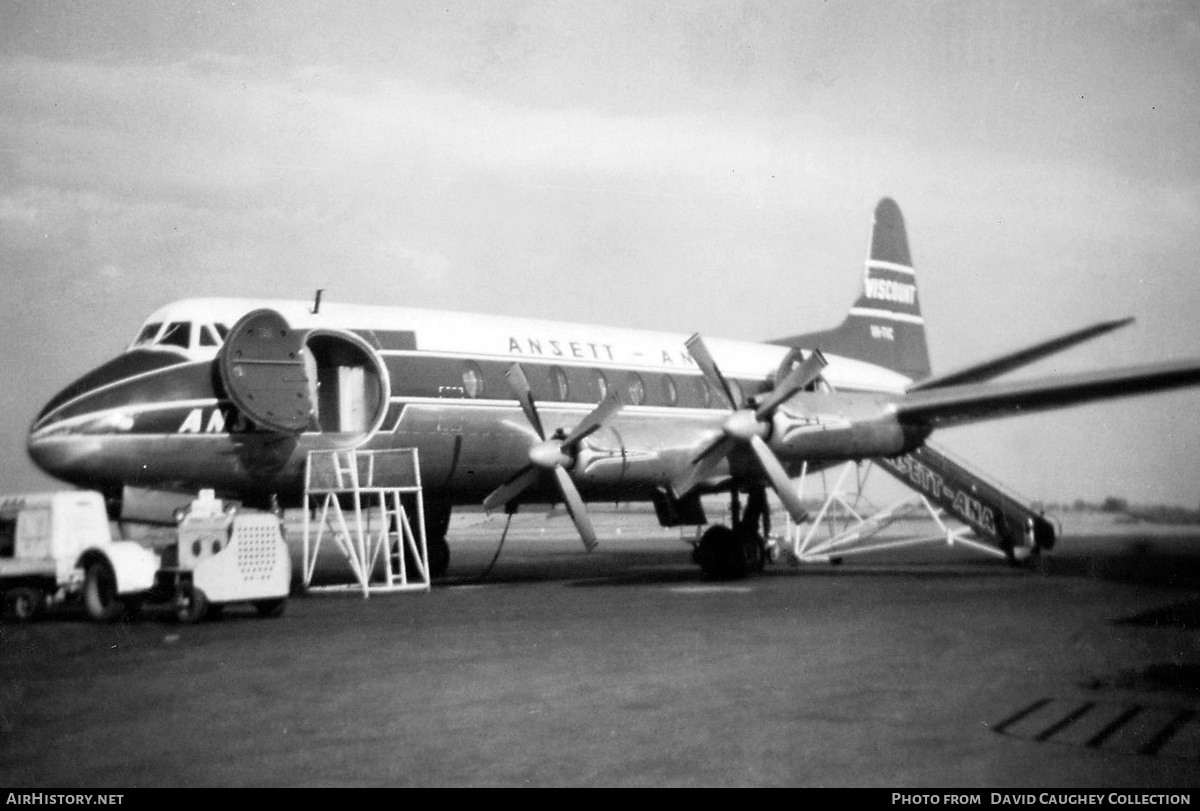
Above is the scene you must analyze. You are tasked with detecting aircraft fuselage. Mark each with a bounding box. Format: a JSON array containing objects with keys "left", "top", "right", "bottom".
[{"left": 27, "top": 298, "right": 918, "bottom": 512}]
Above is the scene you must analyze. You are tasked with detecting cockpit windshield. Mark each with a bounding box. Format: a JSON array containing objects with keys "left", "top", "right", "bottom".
[
  {"left": 127, "top": 319, "right": 230, "bottom": 358},
  {"left": 132, "top": 323, "right": 162, "bottom": 347},
  {"left": 159, "top": 322, "right": 191, "bottom": 348}
]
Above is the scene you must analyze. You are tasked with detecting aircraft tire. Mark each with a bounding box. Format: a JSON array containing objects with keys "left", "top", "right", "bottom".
[
  {"left": 84, "top": 561, "right": 125, "bottom": 623},
  {"left": 696, "top": 526, "right": 751, "bottom": 581},
  {"left": 173, "top": 583, "right": 208, "bottom": 624},
  {"left": 6, "top": 586, "right": 44, "bottom": 622},
  {"left": 745, "top": 531, "right": 767, "bottom": 572},
  {"left": 253, "top": 598, "right": 286, "bottom": 618}
]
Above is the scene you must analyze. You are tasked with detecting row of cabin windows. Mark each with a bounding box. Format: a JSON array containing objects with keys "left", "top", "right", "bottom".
[{"left": 458, "top": 360, "right": 757, "bottom": 409}]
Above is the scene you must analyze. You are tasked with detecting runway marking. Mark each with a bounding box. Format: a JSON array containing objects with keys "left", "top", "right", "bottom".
[
  {"left": 669, "top": 585, "right": 754, "bottom": 594},
  {"left": 993, "top": 698, "right": 1200, "bottom": 759}
]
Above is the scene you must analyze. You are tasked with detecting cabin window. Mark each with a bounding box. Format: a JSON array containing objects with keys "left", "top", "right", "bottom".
[
  {"left": 133, "top": 323, "right": 162, "bottom": 347},
  {"left": 214, "top": 324, "right": 229, "bottom": 340},
  {"left": 462, "top": 362, "right": 484, "bottom": 398},
  {"left": 159, "top": 321, "right": 191, "bottom": 349},
  {"left": 595, "top": 371, "right": 609, "bottom": 402},
  {"left": 550, "top": 366, "right": 570, "bottom": 401},
  {"left": 626, "top": 372, "right": 646, "bottom": 405},
  {"left": 662, "top": 375, "right": 678, "bottom": 406},
  {"left": 694, "top": 376, "right": 711, "bottom": 408}
]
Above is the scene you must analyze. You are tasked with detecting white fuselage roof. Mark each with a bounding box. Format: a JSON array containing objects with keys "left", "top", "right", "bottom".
[{"left": 134, "top": 297, "right": 912, "bottom": 393}]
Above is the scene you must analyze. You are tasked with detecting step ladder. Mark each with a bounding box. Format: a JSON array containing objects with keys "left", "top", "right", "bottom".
[
  {"left": 302, "top": 448, "right": 429, "bottom": 596},
  {"left": 781, "top": 443, "right": 1054, "bottom": 566}
]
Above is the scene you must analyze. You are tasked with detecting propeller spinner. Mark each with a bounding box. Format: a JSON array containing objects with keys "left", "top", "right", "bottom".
[
  {"left": 482, "top": 363, "right": 623, "bottom": 551},
  {"left": 672, "top": 335, "right": 826, "bottom": 524}
]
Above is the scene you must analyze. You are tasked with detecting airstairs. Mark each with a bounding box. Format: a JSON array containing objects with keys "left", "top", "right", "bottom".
[
  {"left": 782, "top": 443, "right": 1055, "bottom": 567},
  {"left": 302, "top": 448, "right": 430, "bottom": 596}
]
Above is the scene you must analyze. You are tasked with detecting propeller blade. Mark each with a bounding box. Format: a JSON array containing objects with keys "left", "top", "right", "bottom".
[
  {"left": 482, "top": 465, "right": 541, "bottom": 513},
  {"left": 692, "top": 431, "right": 736, "bottom": 466},
  {"left": 491, "top": 366, "right": 623, "bottom": 552},
  {"left": 685, "top": 333, "right": 739, "bottom": 410},
  {"left": 771, "top": 345, "right": 806, "bottom": 389},
  {"left": 672, "top": 434, "right": 737, "bottom": 497},
  {"left": 748, "top": 434, "right": 809, "bottom": 525},
  {"left": 504, "top": 363, "right": 545, "bottom": 441},
  {"left": 553, "top": 466, "right": 598, "bottom": 551},
  {"left": 561, "top": 390, "right": 623, "bottom": 451},
  {"left": 754, "top": 348, "right": 828, "bottom": 420}
]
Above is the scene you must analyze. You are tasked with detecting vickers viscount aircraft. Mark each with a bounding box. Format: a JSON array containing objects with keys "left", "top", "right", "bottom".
[{"left": 27, "top": 198, "right": 1200, "bottom": 581}]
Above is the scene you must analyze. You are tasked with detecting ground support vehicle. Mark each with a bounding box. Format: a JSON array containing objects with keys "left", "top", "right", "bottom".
[
  {"left": 1, "top": 489, "right": 292, "bottom": 623},
  {"left": 154, "top": 490, "right": 292, "bottom": 622},
  {"left": 0, "top": 490, "right": 158, "bottom": 621}
]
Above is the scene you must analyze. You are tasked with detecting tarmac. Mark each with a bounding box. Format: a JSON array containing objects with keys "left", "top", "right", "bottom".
[{"left": 1, "top": 508, "right": 1198, "bottom": 788}]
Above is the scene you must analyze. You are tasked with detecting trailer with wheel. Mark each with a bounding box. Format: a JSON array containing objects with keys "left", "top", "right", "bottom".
[
  {"left": 0, "top": 490, "right": 159, "bottom": 622},
  {"left": 1, "top": 489, "right": 292, "bottom": 623}
]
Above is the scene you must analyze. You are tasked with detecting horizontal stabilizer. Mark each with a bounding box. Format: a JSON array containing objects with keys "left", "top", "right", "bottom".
[
  {"left": 908, "top": 317, "right": 1135, "bottom": 392},
  {"left": 897, "top": 358, "right": 1200, "bottom": 429}
]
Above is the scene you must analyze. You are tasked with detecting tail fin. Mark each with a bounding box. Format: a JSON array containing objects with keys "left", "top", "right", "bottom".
[{"left": 773, "top": 197, "right": 932, "bottom": 382}]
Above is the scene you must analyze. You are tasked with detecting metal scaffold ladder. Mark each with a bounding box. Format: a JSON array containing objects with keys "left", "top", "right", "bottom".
[
  {"left": 302, "top": 448, "right": 430, "bottom": 596},
  {"left": 780, "top": 442, "right": 1052, "bottom": 566},
  {"left": 781, "top": 459, "right": 1000, "bottom": 565}
]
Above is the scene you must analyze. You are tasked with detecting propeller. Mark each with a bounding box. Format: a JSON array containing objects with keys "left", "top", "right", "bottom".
[
  {"left": 673, "top": 334, "right": 826, "bottom": 523},
  {"left": 482, "top": 363, "right": 623, "bottom": 551}
]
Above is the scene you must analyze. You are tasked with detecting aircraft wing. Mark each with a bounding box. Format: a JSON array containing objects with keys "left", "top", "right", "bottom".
[
  {"left": 895, "top": 357, "right": 1200, "bottom": 429},
  {"left": 906, "top": 317, "right": 1134, "bottom": 392}
]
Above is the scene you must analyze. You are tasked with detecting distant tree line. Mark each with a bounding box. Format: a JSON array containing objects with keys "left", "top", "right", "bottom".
[{"left": 1041, "top": 497, "right": 1200, "bottom": 524}]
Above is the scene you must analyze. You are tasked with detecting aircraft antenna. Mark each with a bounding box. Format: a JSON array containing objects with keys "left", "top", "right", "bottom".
[{"left": 311, "top": 288, "right": 324, "bottom": 314}]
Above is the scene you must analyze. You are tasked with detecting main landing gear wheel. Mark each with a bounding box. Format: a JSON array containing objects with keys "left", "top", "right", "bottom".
[
  {"left": 173, "top": 583, "right": 208, "bottom": 624},
  {"left": 84, "top": 561, "right": 125, "bottom": 623},
  {"left": 6, "top": 587, "right": 44, "bottom": 622},
  {"left": 695, "top": 526, "right": 762, "bottom": 581}
]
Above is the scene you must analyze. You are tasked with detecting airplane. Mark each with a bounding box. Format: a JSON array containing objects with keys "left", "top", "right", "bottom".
[{"left": 26, "top": 197, "right": 1200, "bottom": 584}]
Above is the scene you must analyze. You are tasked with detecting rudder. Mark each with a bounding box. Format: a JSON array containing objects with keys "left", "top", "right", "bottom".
[{"left": 774, "top": 198, "right": 932, "bottom": 382}]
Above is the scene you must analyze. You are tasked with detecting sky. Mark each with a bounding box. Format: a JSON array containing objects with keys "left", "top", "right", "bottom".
[{"left": 2, "top": 1, "right": 1200, "bottom": 508}]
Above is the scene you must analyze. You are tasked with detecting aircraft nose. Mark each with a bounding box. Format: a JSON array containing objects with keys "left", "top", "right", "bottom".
[
  {"left": 27, "top": 402, "right": 138, "bottom": 490},
  {"left": 26, "top": 420, "right": 82, "bottom": 484},
  {"left": 26, "top": 352, "right": 155, "bottom": 486}
]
